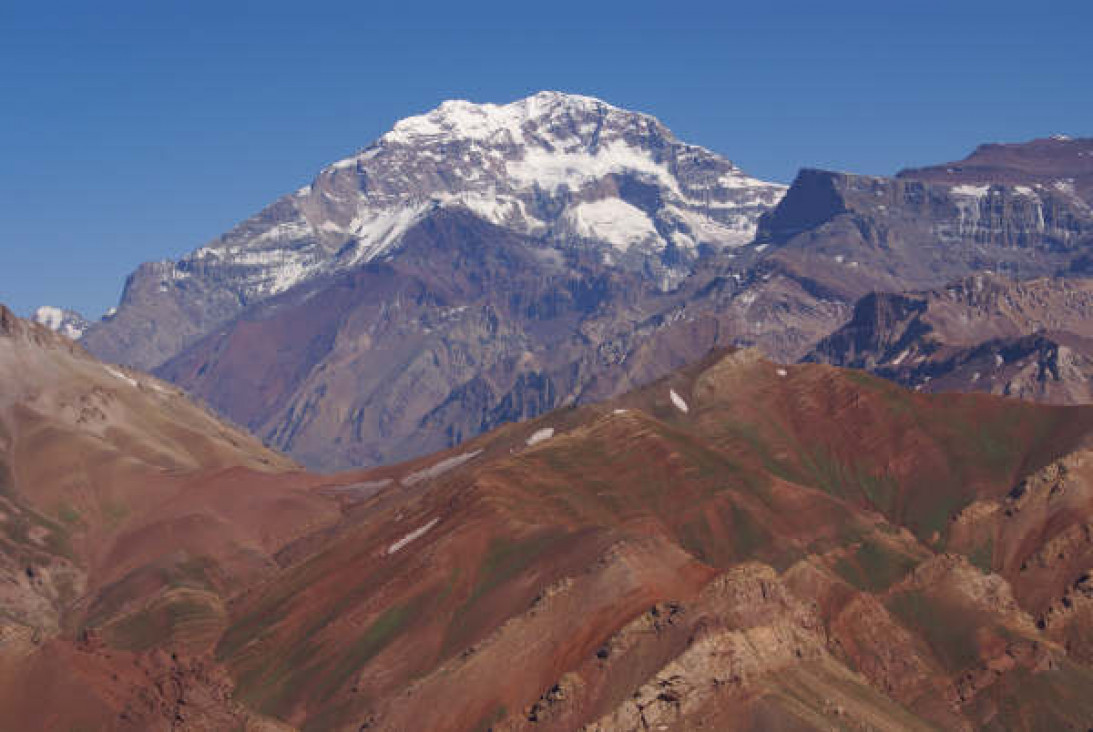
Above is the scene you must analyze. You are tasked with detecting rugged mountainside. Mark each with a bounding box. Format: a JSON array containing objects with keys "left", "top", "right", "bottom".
[
  {"left": 80, "top": 92, "right": 786, "bottom": 372},
  {"left": 154, "top": 208, "right": 845, "bottom": 469},
  {"left": 898, "top": 134, "right": 1093, "bottom": 205},
  {"left": 806, "top": 275, "right": 1093, "bottom": 404},
  {"left": 0, "top": 304, "right": 343, "bottom": 728},
  {"left": 756, "top": 141, "right": 1093, "bottom": 302},
  {"left": 78, "top": 116, "right": 1093, "bottom": 470},
  {"left": 6, "top": 310, "right": 1093, "bottom": 729}
]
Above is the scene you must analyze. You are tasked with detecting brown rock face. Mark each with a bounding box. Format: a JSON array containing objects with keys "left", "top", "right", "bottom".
[
  {"left": 806, "top": 274, "right": 1093, "bottom": 404},
  {"left": 898, "top": 135, "right": 1093, "bottom": 206}
]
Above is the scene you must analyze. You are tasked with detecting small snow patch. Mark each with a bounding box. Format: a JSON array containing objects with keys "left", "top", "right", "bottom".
[
  {"left": 526, "top": 427, "right": 555, "bottom": 446},
  {"left": 387, "top": 518, "right": 439, "bottom": 555},
  {"left": 400, "top": 450, "right": 482, "bottom": 486},
  {"left": 613, "top": 408, "right": 629, "bottom": 415},
  {"left": 776, "top": 368, "right": 788, "bottom": 377},
  {"left": 323, "top": 478, "right": 393, "bottom": 501},
  {"left": 104, "top": 366, "right": 139, "bottom": 388},
  {"left": 669, "top": 389, "right": 689, "bottom": 414},
  {"left": 951, "top": 184, "right": 991, "bottom": 197}
]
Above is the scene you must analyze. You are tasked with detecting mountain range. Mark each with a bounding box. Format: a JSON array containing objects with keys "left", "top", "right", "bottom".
[
  {"left": 9, "top": 97, "right": 1093, "bottom": 726},
  {"left": 27, "top": 93, "right": 1086, "bottom": 471},
  {"left": 6, "top": 304, "right": 1093, "bottom": 729}
]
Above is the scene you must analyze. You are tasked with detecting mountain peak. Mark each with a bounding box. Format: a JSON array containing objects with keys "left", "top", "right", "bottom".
[
  {"left": 81, "top": 93, "right": 788, "bottom": 370},
  {"left": 376, "top": 91, "right": 634, "bottom": 147}
]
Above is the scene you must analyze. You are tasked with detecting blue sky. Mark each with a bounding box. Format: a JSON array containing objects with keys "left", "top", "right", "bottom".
[{"left": 1, "top": 0, "right": 1090, "bottom": 318}]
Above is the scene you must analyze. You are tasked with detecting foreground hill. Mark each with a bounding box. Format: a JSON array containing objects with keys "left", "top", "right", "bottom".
[
  {"left": 0, "top": 306, "right": 340, "bottom": 728},
  {"left": 5, "top": 304, "right": 1093, "bottom": 729}
]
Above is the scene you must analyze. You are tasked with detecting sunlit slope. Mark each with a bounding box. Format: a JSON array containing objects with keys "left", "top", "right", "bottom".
[{"left": 216, "top": 348, "right": 1093, "bottom": 730}]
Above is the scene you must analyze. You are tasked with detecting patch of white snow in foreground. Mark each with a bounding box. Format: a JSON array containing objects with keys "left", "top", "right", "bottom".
[
  {"left": 526, "top": 427, "right": 555, "bottom": 446},
  {"left": 104, "top": 366, "right": 139, "bottom": 388},
  {"left": 613, "top": 408, "right": 629, "bottom": 414},
  {"left": 776, "top": 368, "right": 788, "bottom": 377},
  {"left": 387, "top": 517, "right": 440, "bottom": 555},
  {"left": 669, "top": 388, "right": 689, "bottom": 413},
  {"left": 400, "top": 450, "right": 483, "bottom": 486}
]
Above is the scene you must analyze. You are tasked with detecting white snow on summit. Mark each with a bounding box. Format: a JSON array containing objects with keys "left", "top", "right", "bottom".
[
  {"left": 379, "top": 92, "right": 614, "bottom": 146},
  {"left": 117, "top": 92, "right": 787, "bottom": 317}
]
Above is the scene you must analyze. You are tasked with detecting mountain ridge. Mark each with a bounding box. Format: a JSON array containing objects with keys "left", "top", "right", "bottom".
[{"left": 6, "top": 302, "right": 1093, "bottom": 728}]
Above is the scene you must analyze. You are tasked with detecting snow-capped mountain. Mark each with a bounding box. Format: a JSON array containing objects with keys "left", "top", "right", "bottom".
[
  {"left": 204, "top": 91, "right": 784, "bottom": 296},
  {"left": 81, "top": 92, "right": 786, "bottom": 370},
  {"left": 79, "top": 98, "right": 1093, "bottom": 473},
  {"left": 32, "top": 306, "right": 89, "bottom": 340}
]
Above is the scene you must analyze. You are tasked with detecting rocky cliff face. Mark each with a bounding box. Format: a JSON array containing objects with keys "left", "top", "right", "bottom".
[
  {"left": 81, "top": 92, "right": 786, "bottom": 371},
  {"left": 756, "top": 161, "right": 1093, "bottom": 302},
  {"left": 805, "top": 275, "right": 1093, "bottom": 403}
]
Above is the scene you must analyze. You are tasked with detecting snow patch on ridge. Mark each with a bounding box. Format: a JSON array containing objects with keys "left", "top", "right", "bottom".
[
  {"left": 387, "top": 517, "right": 440, "bottom": 554},
  {"left": 526, "top": 427, "right": 555, "bottom": 446},
  {"left": 669, "top": 388, "right": 689, "bottom": 413},
  {"left": 347, "top": 203, "right": 433, "bottom": 265},
  {"left": 104, "top": 366, "right": 139, "bottom": 388},
  {"left": 951, "top": 184, "right": 991, "bottom": 198},
  {"left": 401, "top": 449, "right": 483, "bottom": 486}
]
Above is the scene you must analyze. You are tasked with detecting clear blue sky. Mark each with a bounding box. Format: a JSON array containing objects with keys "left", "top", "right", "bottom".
[{"left": 2, "top": 0, "right": 1090, "bottom": 318}]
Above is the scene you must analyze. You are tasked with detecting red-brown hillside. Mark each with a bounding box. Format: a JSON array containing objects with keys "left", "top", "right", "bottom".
[{"left": 3, "top": 305, "right": 1093, "bottom": 729}]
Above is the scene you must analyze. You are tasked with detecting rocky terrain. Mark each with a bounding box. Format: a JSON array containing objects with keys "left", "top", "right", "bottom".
[
  {"left": 898, "top": 134, "right": 1093, "bottom": 206},
  {"left": 5, "top": 303, "right": 1093, "bottom": 729},
  {"left": 68, "top": 96, "right": 1093, "bottom": 470},
  {"left": 807, "top": 274, "right": 1093, "bottom": 403}
]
